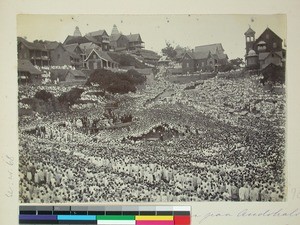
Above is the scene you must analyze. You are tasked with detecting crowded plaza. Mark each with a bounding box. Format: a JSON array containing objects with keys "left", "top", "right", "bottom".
[{"left": 19, "top": 71, "right": 286, "bottom": 203}]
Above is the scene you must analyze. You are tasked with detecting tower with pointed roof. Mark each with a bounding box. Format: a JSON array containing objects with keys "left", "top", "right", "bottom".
[
  {"left": 111, "top": 24, "right": 119, "bottom": 36},
  {"left": 244, "top": 26, "right": 256, "bottom": 56},
  {"left": 73, "top": 26, "right": 82, "bottom": 37}
]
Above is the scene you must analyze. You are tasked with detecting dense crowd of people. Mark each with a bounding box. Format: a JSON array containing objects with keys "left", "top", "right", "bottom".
[{"left": 19, "top": 72, "right": 286, "bottom": 203}]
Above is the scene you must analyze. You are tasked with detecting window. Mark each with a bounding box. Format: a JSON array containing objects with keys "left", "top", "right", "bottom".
[
  {"left": 202, "top": 62, "right": 205, "bottom": 67},
  {"left": 57, "top": 54, "right": 60, "bottom": 60},
  {"left": 273, "top": 42, "right": 277, "bottom": 48},
  {"left": 186, "top": 62, "right": 189, "bottom": 67},
  {"left": 93, "top": 62, "right": 97, "bottom": 69},
  {"left": 93, "top": 54, "right": 97, "bottom": 59},
  {"left": 266, "top": 34, "right": 269, "bottom": 39}
]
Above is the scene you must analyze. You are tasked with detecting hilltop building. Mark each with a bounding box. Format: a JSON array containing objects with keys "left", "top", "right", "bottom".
[
  {"left": 244, "top": 26, "right": 286, "bottom": 70},
  {"left": 181, "top": 43, "right": 228, "bottom": 73}
]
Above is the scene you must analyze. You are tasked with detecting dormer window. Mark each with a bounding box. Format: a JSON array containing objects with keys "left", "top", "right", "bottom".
[{"left": 266, "top": 34, "right": 269, "bottom": 39}]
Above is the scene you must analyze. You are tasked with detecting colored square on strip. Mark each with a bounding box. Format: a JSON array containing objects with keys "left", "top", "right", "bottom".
[
  {"left": 174, "top": 216, "right": 190, "bottom": 225},
  {"left": 19, "top": 215, "right": 57, "bottom": 220},
  {"left": 97, "top": 220, "right": 135, "bottom": 225},
  {"left": 135, "top": 216, "right": 174, "bottom": 221},
  {"left": 136, "top": 221, "right": 174, "bottom": 225},
  {"left": 97, "top": 215, "right": 135, "bottom": 220},
  {"left": 57, "top": 215, "right": 96, "bottom": 220}
]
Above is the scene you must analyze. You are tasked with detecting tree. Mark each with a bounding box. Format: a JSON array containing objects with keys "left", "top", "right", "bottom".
[
  {"left": 161, "top": 41, "right": 177, "bottom": 60},
  {"left": 229, "top": 57, "right": 245, "bottom": 68},
  {"left": 86, "top": 69, "right": 146, "bottom": 94}
]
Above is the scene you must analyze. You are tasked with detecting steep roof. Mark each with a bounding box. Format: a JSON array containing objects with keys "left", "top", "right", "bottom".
[
  {"left": 63, "top": 35, "right": 92, "bottom": 45},
  {"left": 84, "top": 35, "right": 102, "bottom": 45},
  {"left": 86, "top": 30, "right": 108, "bottom": 37},
  {"left": 17, "top": 37, "right": 47, "bottom": 51},
  {"left": 18, "top": 60, "right": 42, "bottom": 75},
  {"left": 65, "top": 50, "right": 81, "bottom": 59},
  {"left": 73, "top": 26, "right": 82, "bottom": 37},
  {"left": 126, "top": 34, "right": 143, "bottom": 42},
  {"left": 244, "top": 27, "right": 256, "bottom": 35},
  {"left": 110, "top": 34, "right": 123, "bottom": 42},
  {"left": 111, "top": 24, "right": 119, "bottom": 36},
  {"left": 86, "top": 49, "right": 117, "bottom": 63},
  {"left": 194, "top": 43, "right": 224, "bottom": 54},
  {"left": 184, "top": 51, "right": 210, "bottom": 60},
  {"left": 44, "top": 41, "right": 60, "bottom": 50},
  {"left": 256, "top": 27, "right": 283, "bottom": 42},
  {"left": 79, "top": 42, "right": 101, "bottom": 52},
  {"left": 64, "top": 43, "right": 80, "bottom": 53}
]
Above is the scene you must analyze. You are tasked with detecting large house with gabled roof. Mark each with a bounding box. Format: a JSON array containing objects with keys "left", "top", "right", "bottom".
[
  {"left": 85, "top": 49, "right": 119, "bottom": 70},
  {"left": 126, "top": 34, "right": 145, "bottom": 50},
  {"left": 181, "top": 43, "right": 228, "bottom": 73},
  {"left": 18, "top": 37, "right": 50, "bottom": 67},
  {"left": 244, "top": 26, "right": 286, "bottom": 70}
]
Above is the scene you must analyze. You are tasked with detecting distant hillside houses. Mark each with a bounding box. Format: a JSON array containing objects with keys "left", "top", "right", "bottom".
[
  {"left": 17, "top": 24, "right": 161, "bottom": 84},
  {"left": 244, "top": 26, "right": 286, "bottom": 70},
  {"left": 181, "top": 43, "right": 229, "bottom": 73}
]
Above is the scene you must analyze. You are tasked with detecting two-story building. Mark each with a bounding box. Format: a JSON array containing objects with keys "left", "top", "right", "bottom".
[
  {"left": 85, "top": 30, "right": 110, "bottom": 51},
  {"left": 45, "top": 42, "right": 82, "bottom": 69},
  {"left": 126, "top": 34, "right": 145, "bottom": 51},
  {"left": 109, "top": 34, "right": 129, "bottom": 52},
  {"left": 18, "top": 37, "right": 50, "bottom": 67},
  {"left": 181, "top": 43, "right": 228, "bottom": 73}
]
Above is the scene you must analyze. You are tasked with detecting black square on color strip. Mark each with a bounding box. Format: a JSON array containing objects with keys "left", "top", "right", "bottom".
[
  {"left": 174, "top": 211, "right": 190, "bottom": 215},
  {"left": 88, "top": 211, "right": 104, "bottom": 215},
  {"left": 106, "top": 211, "right": 122, "bottom": 215},
  {"left": 157, "top": 211, "right": 173, "bottom": 215},
  {"left": 70, "top": 211, "right": 88, "bottom": 215},
  {"left": 58, "top": 220, "right": 96, "bottom": 224},
  {"left": 20, "top": 210, "right": 36, "bottom": 215},
  {"left": 139, "top": 211, "right": 156, "bottom": 215},
  {"left": 123, "top": 211, "right": 139, "bottom": 215},
  {"left": 37, "top": 211, "right": 53, "bottom": 215},
  {"left": 53, "top": 211, "right": 70, "bottom": 215}
]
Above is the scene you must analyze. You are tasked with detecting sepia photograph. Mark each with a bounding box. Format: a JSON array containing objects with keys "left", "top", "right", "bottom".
[{"left": 17, "top": 14, "right": 287, "bottom": 203}]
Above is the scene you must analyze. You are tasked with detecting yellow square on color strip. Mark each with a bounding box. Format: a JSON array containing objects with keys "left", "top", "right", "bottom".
[{"left": 135, "top": 216, "right": 173, "bottom": 221}]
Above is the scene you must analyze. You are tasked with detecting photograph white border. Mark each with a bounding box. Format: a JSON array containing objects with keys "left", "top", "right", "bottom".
[{"left": 1, "top": 0, "right": 300, "bottom": 225}]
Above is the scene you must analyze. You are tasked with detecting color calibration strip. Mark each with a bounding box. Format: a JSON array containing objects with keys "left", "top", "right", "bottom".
[{"left": 19, "top": 205, "right": 191, "bottom": 225}]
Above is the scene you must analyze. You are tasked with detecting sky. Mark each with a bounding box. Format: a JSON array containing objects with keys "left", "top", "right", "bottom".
[{"left": 17, "top": 14, "right": 286, "bottom": 59}]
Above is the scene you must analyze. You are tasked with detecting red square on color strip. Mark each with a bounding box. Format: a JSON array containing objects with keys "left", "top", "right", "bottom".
[{"left": 174, "top": 216, "right": 190, "bottom": 225}]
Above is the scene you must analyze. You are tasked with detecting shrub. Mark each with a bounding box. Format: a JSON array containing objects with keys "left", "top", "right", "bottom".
[
  {"left": 34, "top": 90, "right": 54, "bottom": 102},
  {"left": 58, "top": 88, "right": 84, "bottom": 105},
  {"left": 86, "top": 69, "right": 146, "bottom": 94}
]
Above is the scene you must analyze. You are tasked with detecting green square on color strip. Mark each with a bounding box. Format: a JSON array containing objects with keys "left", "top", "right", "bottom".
[{"left": 96, "top": 215, "right": 135, "bottom": 220}]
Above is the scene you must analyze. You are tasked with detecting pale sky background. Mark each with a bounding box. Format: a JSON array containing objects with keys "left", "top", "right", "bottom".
[{"left": 18, "top": 14, "right": 286, "bottom": 60}]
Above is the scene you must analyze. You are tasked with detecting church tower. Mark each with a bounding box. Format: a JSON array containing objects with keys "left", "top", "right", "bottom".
[
  {"left": 111, "top": 24, "right": 119, "bottom": 36},
  {"left": 244, "top": 26, "right": 256, "bottom": 56},
  {"left": 73, "top": 26, "right": 82, "bottom": 37}
]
